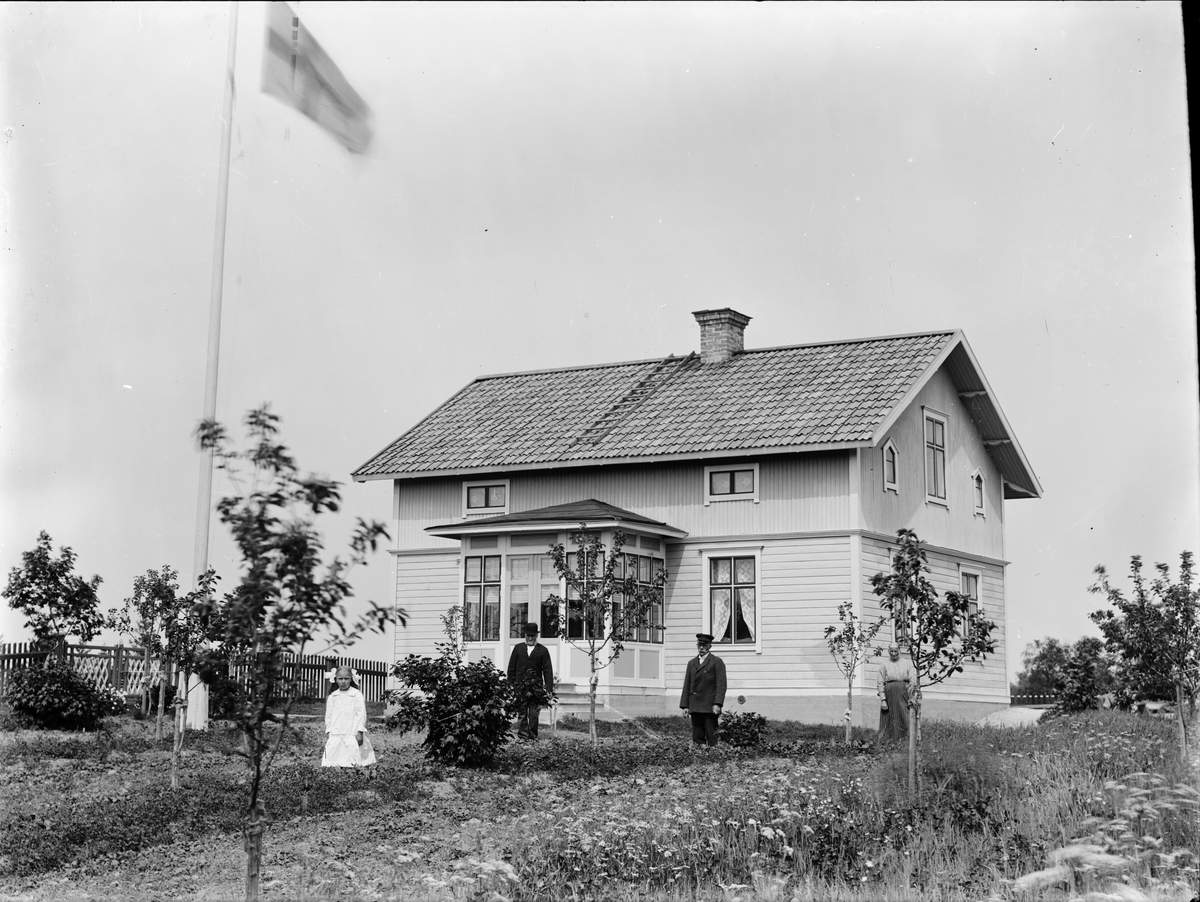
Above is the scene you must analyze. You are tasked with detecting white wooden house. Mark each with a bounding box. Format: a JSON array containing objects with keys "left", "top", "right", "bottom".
[{"left": 353, "top": 309, "right": 1041, "bottom": 725}]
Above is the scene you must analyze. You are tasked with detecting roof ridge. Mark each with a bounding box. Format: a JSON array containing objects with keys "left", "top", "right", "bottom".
[
  {"left": 741, "top": 329, "right": 956, "bottom": 356},
  {"left": 469, "top": 330, "right": 955, "bottom": 383}
]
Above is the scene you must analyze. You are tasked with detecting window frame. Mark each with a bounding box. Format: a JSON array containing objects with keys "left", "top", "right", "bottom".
[
  {"left": 462, "top": 554, "right": 502, "bottom": 643},
  {"left": 700, "top": 547, "right": 762, "bottom": 653},
  {"left": 923, "top": 408, "right": 948, "bottom": 507},
  {"left": 704, "top": 463, "right": 760, "bottom": 505},
  {"left": 971, "top": 468, "right": 986, "bottom": 517},
  {"left": 959, "top": 566, "right": 981, "bottom": 625},
  {"left": 462, "top": 479, "right": 510, "bottom": 517},
  {"left": 882, "top": 439, "right": 899, "bottom": 494}
]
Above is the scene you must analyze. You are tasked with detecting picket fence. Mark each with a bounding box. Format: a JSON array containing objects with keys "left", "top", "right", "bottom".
[{"left": 0, "top": 643, "right": 390, "bottom": 702}]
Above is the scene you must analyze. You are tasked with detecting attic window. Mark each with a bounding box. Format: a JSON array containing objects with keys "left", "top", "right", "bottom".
[
  {"left": 463, "top": 480, "right": 509, "bottom": 517},
  {"left": 882, "top": 440, "right": 899, "bottom": 493},
  {"left": 705, "top": 464, "right": 759, "bottom": 505},
  {"left": 923, "top": 409, "right": 947, "bottom": 506},
  {"left": 972, "top": 469, "right": 985, "bottom": 516}
]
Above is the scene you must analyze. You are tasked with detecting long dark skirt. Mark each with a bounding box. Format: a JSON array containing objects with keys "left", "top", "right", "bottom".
[{"left": 878, "top": 680, "right": 910, "bottom": 743}]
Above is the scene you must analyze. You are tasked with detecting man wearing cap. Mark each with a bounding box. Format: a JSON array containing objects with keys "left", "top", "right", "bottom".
[
  {"left": 507, "top": 622, "right": 554, "bottom": 740},
  {"left": 679, "top": 633, "right": 727, "bottom": 747}
]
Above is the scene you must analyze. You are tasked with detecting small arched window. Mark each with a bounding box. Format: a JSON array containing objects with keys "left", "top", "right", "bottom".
[
  {"left": 882, "top": 440, "right": 899, "bottom": 494},
  {"left": 972, "top": 469, "right": 985, "bottom": 516}
]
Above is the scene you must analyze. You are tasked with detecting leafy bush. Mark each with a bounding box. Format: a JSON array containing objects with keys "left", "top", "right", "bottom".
[
  {"left": 387, "top": 606, "right": 517, "bottom": 767},
  {"left": 3, "top": 662, "right": 124, "bottom": 731},
  {"left": 718, "top": 711, "right": 766, "bottom": 747},
  {"left": 390, "top": 652, "right": 515, "bottom": 767}
]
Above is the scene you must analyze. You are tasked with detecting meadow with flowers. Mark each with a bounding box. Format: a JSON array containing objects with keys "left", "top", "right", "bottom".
[{"left": 0, "top": 708, "right": 1195, "bottom": 901}]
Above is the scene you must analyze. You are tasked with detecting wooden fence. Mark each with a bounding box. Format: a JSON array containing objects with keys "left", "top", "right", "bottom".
[
  {"left": 0, "top": 643, "right": 390, "bottom": 702},
  {"left": 225, "top": 653, "right": 389, "bottom": 701}
]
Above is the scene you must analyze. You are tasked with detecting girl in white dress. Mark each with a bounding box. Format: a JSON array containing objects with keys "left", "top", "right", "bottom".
[{"left": 322, "top": 666, "right": 376, "bottom": 767}]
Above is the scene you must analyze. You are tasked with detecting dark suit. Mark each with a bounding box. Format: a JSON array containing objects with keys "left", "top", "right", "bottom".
[
  {"left": 507, "top": 642, "right": 554, "bottom": 739},
  {"left": 679, "top": 652, "right": 727, "bottom": 746}
]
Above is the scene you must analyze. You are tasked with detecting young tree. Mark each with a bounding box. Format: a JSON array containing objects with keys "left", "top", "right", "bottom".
[
  {"left": 163, "top": 569, "right": 217, "bottom": 789},
  {"left": 194, "top": 406, "right": 397, "bottom": 902},
  {"left": 110, "top": 565, "right": 213, "bottom": 741},
  {"left": 1089, "top": 552, "right": 1199, "bottom": 759},
  {"left": 3, "top": 531, "right": 104, "bottom": 656},
  {"left": 824, "top": 601, "right": 887, "bottom": 745},
  {"left": 1010, "top": 637, "right": 1072, "bottom": 701},
  {"left": 870, "top": 529, "right": 997, "bottom": 797},
  {"left": 1049, "top": 636, "right": 1117, "bottom": 716},
  {"left": 545, "top": 529, "right": 667, "bottom": 744}
]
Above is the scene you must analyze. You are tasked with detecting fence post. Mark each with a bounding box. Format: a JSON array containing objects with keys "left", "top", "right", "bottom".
[{"left": 113, "top": 644, "right": 124, "bottom": 692}]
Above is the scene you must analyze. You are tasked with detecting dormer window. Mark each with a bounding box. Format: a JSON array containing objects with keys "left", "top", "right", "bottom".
[
  {"left": 704, "top": 463, "right": 759, "bottom": 505},
  {"left": 463, "top": 480, "right": 509, "bottom": 517},
  {"left": 972, "top": 469, "right": 985, "bottom": 516},
  {"left": 882, "top": 439, "right": 899, "bottom": 493}
]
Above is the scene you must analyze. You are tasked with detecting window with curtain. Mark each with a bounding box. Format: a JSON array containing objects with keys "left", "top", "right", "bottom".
[
  {"left": 709, "top": 555, "right": 756, "bottom": 644},
  {"left": 463, "top": 555, "right": 501, "bottom": 642}
]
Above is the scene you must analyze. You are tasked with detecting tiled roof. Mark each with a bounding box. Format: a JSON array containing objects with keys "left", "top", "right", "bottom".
[{"left": 353, "top": 331, "right": 956, "bottom": 478}]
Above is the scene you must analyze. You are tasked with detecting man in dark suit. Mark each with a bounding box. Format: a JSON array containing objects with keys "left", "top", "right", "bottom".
[
  {"left": 679, "top": 632, "right": 727, "bottom": 746},
  {"left": 506, "top": 622, "right": 554, "bottom": 740}
]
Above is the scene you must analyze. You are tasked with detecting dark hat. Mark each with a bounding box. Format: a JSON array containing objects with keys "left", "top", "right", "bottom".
[
  {"left": 524, "top": 623, "right": 540, "bottom": 636},
  {"left": 695, "top": 633, "right": 714, "bottom": 644}
]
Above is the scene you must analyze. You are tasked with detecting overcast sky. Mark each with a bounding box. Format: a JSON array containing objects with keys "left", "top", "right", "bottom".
[{"left": 2, "top": 2, "right": 1195, "bottom": 684}]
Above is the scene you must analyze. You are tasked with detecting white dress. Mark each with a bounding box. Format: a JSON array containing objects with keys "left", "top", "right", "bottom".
[{"left": 322, "top": 687, "right": 376, "bottom": 767}]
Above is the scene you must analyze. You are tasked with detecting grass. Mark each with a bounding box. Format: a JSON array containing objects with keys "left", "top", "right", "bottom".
[{"left": 0, "top": 709, "right": 1195, "bottom": 901}]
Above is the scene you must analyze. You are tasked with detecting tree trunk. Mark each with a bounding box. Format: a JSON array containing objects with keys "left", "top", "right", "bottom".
[
  {"left": 156, "top": 659, "right": 169, "bottom": 742},
  {"left": 171, "top": 669, "right": 188, "bottom": 790},
  {"left": 1176, "top": 682, "right": 1189, "bottom": 761},
  {"left": 244, "top": 800, "right": 264, "bottom": 902},
  {"left": 845, "top": 679, "right": 853, "bottom": 746},
  {"left": 142, "top": 647, "right": 152, "bottom": 717},
  {"left": 908, "top": 689, "right": 920, "bottom": 798},
  {"left": 588, "top": 664, "right": 598, "bottom": 747}
]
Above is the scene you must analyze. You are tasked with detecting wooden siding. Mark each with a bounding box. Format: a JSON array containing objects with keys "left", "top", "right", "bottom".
[
  {"left": 860, "top": 369, "right": 1005, "bottom": 559},
  {"left": 664, "top": 535, "right": 853, "bottom": 699},
  {"left": 389, "top": 452, "right": 852, "bottom": 549},
  {"left": 860, "top": 534, "right": 1007, "bottom": 704},
  {"left": 393, "top": 550, "right": 460, "bottom": 662}
]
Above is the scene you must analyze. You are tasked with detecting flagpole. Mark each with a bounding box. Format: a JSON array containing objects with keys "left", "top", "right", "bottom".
[{"left": 189, "top": 0, "right": 239, "bottom": 730}]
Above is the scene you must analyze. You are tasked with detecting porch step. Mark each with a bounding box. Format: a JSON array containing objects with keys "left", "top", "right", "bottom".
[{"left": 549, "top": 683, "right": 630, "bottom": 723}]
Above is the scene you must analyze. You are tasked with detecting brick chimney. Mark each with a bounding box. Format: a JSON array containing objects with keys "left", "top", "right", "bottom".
[{"left": 693, "top": 308, "right": 752, "bottom": 364}]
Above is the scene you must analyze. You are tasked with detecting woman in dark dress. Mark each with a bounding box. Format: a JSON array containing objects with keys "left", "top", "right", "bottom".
[{"left": 876, "top": 643, "right": 916, "bottom": 743}]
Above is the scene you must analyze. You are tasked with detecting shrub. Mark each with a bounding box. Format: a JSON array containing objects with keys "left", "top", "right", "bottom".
[
  {"left": 3, "top": 661, "right": 124, "bottom": 731},
  {"left": 390, "top": 654, "right": 515, "bottom": 767},
  {"left": 718, "top": 711, "right": 767, "bottom": 747}
]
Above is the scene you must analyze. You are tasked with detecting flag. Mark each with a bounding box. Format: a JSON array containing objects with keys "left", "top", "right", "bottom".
[{"left": 262, "top": 1, "right": 374, "bottom": 154}]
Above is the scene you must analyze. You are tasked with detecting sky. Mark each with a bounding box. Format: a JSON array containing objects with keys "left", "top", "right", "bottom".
[{"left": 2, "top": 2, "right": 1195, "bottom": 683}]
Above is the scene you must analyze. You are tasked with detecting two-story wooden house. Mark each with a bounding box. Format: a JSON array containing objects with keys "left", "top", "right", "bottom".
[{"left": 353, "top": 309, "right": 1041, "bottom": 725}]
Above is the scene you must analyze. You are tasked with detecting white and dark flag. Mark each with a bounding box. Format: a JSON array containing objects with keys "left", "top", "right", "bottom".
[{"left": 262, "top": 1, "right": 374, "bottom": 154}]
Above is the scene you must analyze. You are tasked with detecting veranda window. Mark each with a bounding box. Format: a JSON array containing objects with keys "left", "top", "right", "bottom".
[{"left": 463, "top": 555, "right": 501, "bottom": 642}]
